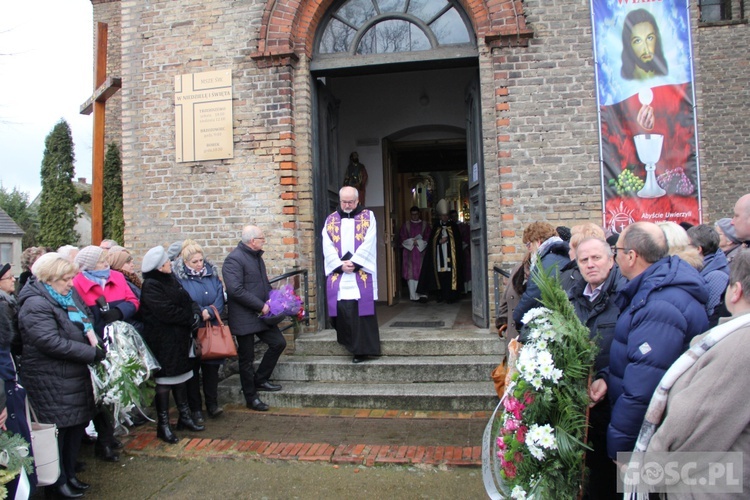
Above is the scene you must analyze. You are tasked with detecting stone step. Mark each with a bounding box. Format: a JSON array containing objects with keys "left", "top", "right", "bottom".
[
  {"left": 294, "top": 328, "right": 503, "bottom": 357},
  {"left": 269, "top": 355, "right": 500, "bottom": 383},
  {"left": 218, "top": 378, "right": 500, "bottom": 411}
]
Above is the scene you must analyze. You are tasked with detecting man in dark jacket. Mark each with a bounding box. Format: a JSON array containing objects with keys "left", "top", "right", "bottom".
[
  {"left": 222, "top": 225, "right": 286, "bottom": 412},
  {"left": 688, "top": 224, "right": 730, "bottom": 327},
  {"left": 568, "top": 238, "right": 622, "bottom": 499},
  {"left": 589, "top": 222, "right": 709, "bottom": 462}
]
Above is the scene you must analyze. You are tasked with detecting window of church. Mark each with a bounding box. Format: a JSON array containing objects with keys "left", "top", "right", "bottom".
[
  {"left": 318, "top": 0, "right": 472, "bottom": 55},
  {"left": 698, "top": 0, "right": 736, "bottom": 22}
]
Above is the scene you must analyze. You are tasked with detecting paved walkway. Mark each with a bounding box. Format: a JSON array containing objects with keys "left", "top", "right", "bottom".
[{"left": 122, "top": 405, "right": 491, "bottom": 468}]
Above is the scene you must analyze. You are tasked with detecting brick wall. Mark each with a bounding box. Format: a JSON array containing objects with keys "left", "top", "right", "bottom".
[
  {"left": 694, "top": 20, "right": 750, "bottom": 220},
  {"left": 490, "top": 0, "right": 602, "bottom": 269},
  {"left": 92, "top": 0, "right": 122, "bottom": 149},
  {"left": 117, "top": 0, "right": 303, "bottom": 277}
]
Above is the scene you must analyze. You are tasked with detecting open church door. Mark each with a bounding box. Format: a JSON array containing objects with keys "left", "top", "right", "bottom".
[
  {"left": 313, "top": 77, "right": 340, "bottom": 328},
  {"left": 466, "top": 77, "right": 489, "bottom": 328},
  {"left": 382, "top": 138, "right": 399, "bottom": 306}
]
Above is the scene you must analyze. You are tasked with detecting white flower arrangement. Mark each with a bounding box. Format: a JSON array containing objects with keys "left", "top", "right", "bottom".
[
  {"left": 485, "top": 268, "right": 598, "bottom": 500},
  {"left": 90, "top": 321, "right": 159, "bottom": 432}
]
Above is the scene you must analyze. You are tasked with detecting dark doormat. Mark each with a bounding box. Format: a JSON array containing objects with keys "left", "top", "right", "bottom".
[{"left": 390, "top": 321, "right": 445, "bottom": 328}]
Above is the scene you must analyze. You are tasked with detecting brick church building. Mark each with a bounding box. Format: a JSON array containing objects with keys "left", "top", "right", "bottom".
[{"left": 90, "top": 0, "right": 750, "bottom": 329}]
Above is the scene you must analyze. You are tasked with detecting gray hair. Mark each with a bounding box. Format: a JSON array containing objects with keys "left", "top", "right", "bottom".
[
  {"left": 687, "top": 224, "right": 720, "bottom": 256},
  {"left": 241, "top": 225, "right": 263, "bottom": 244},
  {"left": 622, "top": 222, "right": 668, "bottom": 264},
  {"left": 56, "top": 245, "right": 79, "bottom": 261},
  {"left": 576, "top": 237, "right": 612, "bottom": 258},
  {"left": 339, "top": 186, "right": 358, "bottom": 200},
  {"left": 100, "top": 239, "right": 119, "bottom": 250}
]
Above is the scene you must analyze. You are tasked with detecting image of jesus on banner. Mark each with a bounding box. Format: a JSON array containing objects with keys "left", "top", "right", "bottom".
[{"left": 591, "top": 0, "right": 701, "bottom": 233}]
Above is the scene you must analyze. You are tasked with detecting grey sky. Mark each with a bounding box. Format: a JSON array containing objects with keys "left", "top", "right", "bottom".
[{"left": 0, "top": 1, "right": 93, "bottom": 199}]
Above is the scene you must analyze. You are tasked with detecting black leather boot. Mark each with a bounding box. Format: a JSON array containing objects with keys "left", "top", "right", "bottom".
[
  {"left": 155, "top": 385, "right": 178, "bottom": 444},
  {"left": 157, "top": 410, "right": 179, "bottom": 444},
  {"left": 176, "top": 403, "right": 205, "bottom": 431},
  {"left": 174, "top": 383, "right": 205, "bottom": 432}
]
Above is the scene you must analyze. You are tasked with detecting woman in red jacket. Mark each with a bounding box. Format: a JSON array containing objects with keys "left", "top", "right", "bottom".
[{"left": 72, "top": 245, "right": 140, "bottom": 463}]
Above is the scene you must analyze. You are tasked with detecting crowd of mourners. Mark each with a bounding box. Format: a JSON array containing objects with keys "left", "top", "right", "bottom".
[
  {"left": 2, "top": 193, "right": 750, "bottom": 498},
  {"left": 0, "top": 238, "right": 230, "bottom": 499},
  {"left": 496, "top": 193, "right": 750, "bottom": 499}
]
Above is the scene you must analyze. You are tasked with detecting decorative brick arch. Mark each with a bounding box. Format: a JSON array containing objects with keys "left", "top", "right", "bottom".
[{"left": 253, "top": 0, "right": 532, "bottom": 62}]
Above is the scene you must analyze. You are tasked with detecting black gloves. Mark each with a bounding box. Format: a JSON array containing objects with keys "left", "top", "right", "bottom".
[
  {"left": 102, "top": 308, "right": 123, "bottom": 324},
  {"left": 191, "top": 313, "right": 201, "bottom": 331},
  {"left": 93, "top": 347, "right": 106, "bottom": 363}
]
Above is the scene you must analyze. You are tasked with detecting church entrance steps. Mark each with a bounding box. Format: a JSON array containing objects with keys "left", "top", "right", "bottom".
[
  {"left": 293, "top": 328, "right": 503, "bottom": 357},
  {"left": 269, "top": 355, "right": 498, "bottom": 383},
  {"left": 217, "top": 327, "right": 505, "bottom": 412},
  {"left": 218, "top": 380, "right": 498, "bottom": 411}
]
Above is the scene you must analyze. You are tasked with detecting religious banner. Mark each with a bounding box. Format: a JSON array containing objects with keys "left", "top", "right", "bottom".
[
  {"left": 175, "top": 69, "right": 233, "bottom": 162},
  {"left": 590, "top": 0, "right": 701, "bottom": 234}
]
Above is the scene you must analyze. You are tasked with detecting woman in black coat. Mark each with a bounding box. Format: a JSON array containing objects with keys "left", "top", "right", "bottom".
[
  {"left": 17, "top": 253, "right": 105, "bottom": 499},
  {"left": 139, "top": 246, "right": 204, "bottom": 444},
  {"left": 0, "top": 263, "right": 35, "bottom": 497}
]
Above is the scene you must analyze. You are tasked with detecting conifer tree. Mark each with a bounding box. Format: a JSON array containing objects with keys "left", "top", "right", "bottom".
[
  {"left": 37, "top": 120, "right": 80, "bottom": 248},
  {"left": 103, "top": 142, "right": 124, "bottom": 244},
  {"left": 0, "top": 186, "right": 38, "bottom": 248}
]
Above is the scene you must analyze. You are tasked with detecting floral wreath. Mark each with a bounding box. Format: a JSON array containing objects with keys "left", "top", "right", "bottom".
[{"left": 484, "top": 268, "right": 598, "bottom": 499}]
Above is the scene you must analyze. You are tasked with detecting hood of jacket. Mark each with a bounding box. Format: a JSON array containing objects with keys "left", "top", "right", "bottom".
[
  {"left": 539, "top": 239, "right": 570, "bottom": 260},
  {"left": 615, "top": 255, "right": 709, "bottom": 313},
  {"left": 18, "top": 276, "right": 57, "bottom": 310},
  {"left": 172, "top": 256, "right": 220, "bottom": 281},
  {"left": 701, "top": 249, "right": 730, "bottom": 278}
]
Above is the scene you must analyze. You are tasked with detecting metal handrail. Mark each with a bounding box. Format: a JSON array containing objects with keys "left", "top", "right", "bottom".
[
  {"left": 492, "top": 265, "right": 510, "bottom": 320},
  {"left": 269, "top": 268, "right": 310, "bottom": 332}
]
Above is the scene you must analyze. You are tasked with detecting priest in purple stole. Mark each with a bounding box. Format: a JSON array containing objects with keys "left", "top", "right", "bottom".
[
  {"left": 399, "top": 206, "right": 430, "bottom": 301},
  {"left": 322, "top": 186, "right": 381, "bottom": 364}
]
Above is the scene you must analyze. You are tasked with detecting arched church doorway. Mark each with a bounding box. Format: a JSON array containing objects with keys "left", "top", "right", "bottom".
[{"left": 311, "top": 0, "right": 489, "bottom": 328}]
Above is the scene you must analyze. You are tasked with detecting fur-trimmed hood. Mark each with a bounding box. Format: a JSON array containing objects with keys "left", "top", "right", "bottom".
[{"left": 172, "top": 256, "right": 220, "bottom": 281}]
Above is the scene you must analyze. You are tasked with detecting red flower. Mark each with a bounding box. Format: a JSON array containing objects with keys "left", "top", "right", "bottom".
[
  {"left": 497, "top": 437, "right": 506, "bottom": 450},
  {"left": 503, "top": 462, "right": 517, "bottom": 479},
  {"left": 503, "top": 396, "right": 526, "bottom": 421},
  {"left": 516, "top": 425, "right": 527, "bottom": 444},
  {"left": 504, "top": 417, "right": 519, "bottom": 432}
]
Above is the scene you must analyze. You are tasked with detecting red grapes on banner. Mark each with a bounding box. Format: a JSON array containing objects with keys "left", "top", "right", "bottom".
[{"left": 657, "top": 167, "right": 695, "bottom": 196}]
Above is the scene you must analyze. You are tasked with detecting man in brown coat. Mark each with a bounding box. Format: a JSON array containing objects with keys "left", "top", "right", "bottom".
[{"left": 634, "top": 249, "right": 750, "bottom": 495}]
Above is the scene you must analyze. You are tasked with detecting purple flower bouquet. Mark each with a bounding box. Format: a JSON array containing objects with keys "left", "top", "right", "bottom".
[{"left": 260, "top": 284, "right": 304, "bottom": 326}]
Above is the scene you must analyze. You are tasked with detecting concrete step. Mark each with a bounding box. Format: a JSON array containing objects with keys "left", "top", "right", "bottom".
[
  {"left": 294, "top": 328, "right": 503, "bottom": 357},
  {"left": 218, "top": 378, "right": 499, "bottom": 411},
  {"left": 269, "top": 355, "right": 499, "bottom": 383}
]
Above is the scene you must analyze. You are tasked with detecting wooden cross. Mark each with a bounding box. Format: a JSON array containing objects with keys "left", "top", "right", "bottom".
[{"left": 80, "top": 22, "right": 121, "bottom": 245}]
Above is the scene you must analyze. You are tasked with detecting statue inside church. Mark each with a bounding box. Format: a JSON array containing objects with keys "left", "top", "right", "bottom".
[{"left": 342, "top": 151, "right": 368, "bottom": 207}]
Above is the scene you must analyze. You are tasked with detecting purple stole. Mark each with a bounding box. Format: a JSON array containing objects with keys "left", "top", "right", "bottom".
[{"left": 325, "top": 210, "right": 375, "bottom": 317}]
